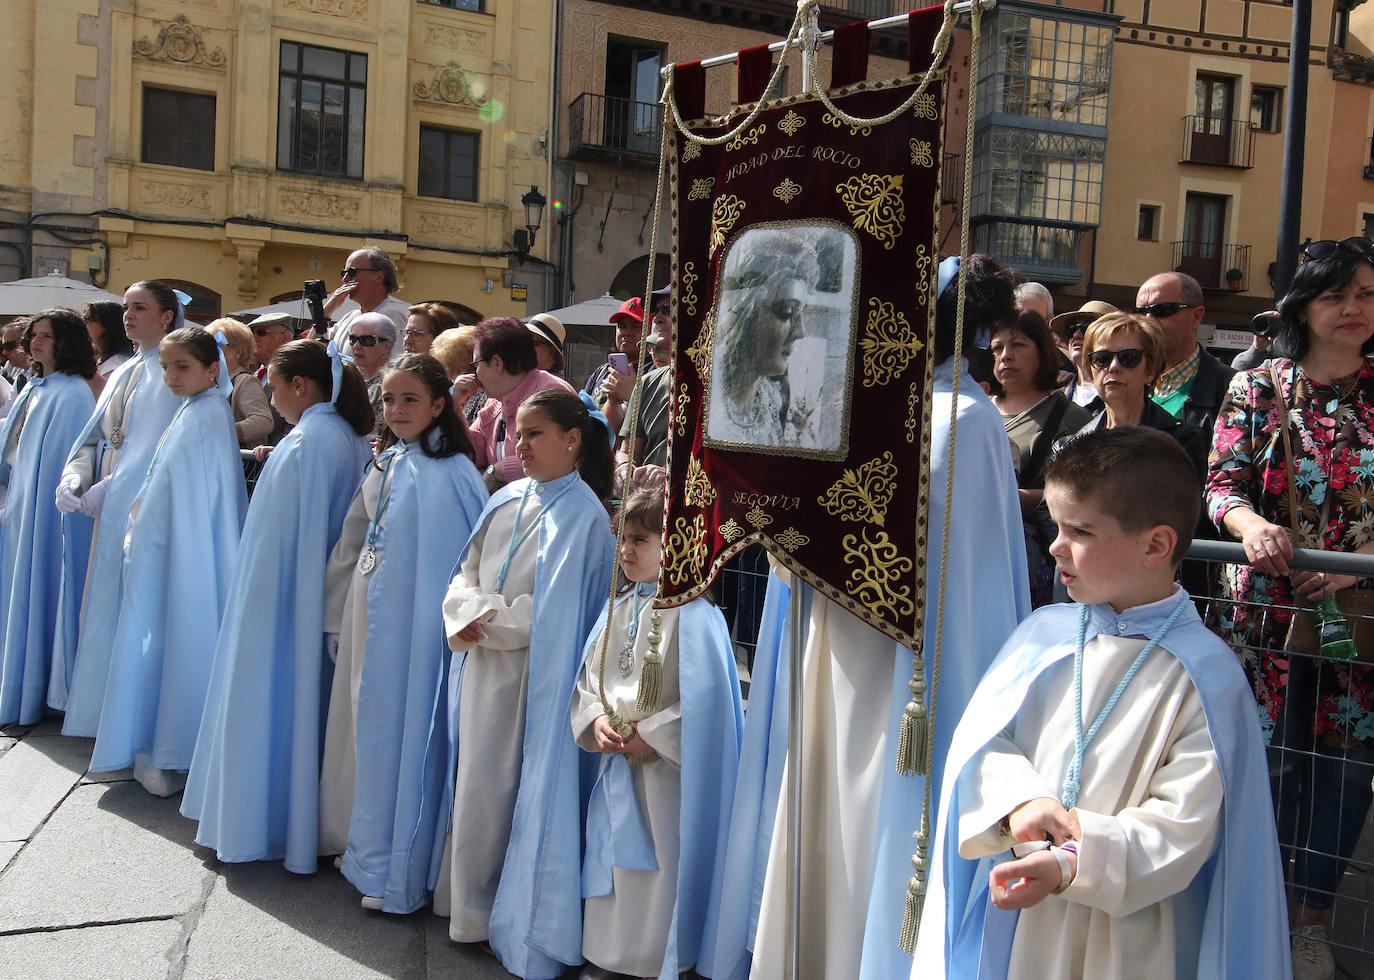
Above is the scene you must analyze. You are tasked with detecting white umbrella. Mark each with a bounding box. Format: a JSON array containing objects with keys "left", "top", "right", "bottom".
[
  {"left": 229, "top": 297, "right": 360, "bottom": 321},
  {"left": 535, "top": 294, "right": 626, "bottom": 328},
  {"left": 0, "top": 272, "right": 124, "bottom": 316}
]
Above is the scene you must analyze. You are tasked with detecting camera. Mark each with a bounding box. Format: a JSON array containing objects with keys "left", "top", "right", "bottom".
[
  {"left": 1251, "top": 312, "right": 1281, "bottom": 338},
  {"left": 302, "top": 279, "right": 330, "bottom": 339}
]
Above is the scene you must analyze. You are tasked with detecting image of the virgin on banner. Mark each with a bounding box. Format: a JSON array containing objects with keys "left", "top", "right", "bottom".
[{"left": 657, "top": 42, "right": 945, "bottom": 649}]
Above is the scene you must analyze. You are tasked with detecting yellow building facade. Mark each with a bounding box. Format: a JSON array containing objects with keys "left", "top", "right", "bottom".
[{"left": 1, "top": 0, "right": 555, "bottom": 319}]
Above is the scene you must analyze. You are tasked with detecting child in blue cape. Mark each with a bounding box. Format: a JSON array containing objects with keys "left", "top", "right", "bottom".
[
  {"left": 57, "top": 280, "right": 182, "bottom": 724},
  {"left": 571, "top": 469, "right": 744, "bottom": 980},
  {"left": 87, "top": 326, "right": 246, "bottom": 796},
  {"left": 913, "top": 427, "right": 1289, "bottom": 979},
  {"left": 319, "top": 353, "right": 488, "bottom": 910},
  {"left": 434, "top": 388, "right": 615, "bottom": 980},
  {"left": 183, "top": 338, "right": 373, "bottom": 871},
  {"left": 0, "top": 309, "right": 96, "bottom": 725}
]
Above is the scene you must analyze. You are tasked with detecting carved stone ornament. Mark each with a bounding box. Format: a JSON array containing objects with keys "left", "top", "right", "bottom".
[
  {"left": 413, "top": 62, "right": 489, "bottom": 108},
  {"left": 278, "top": 188, "right": 360, "bottom": 221},
  {"left": 140, "top": 180, "right": 211, "bottom": 211},
  {"left": 423, "top": 24, "right": 485, "bottom": 57},
  {"left": 133, "top": 15, "right": 226, "bottom": 69},
  {"left": 282, "top": 0, "right": 370, "bottom": 18},
  {"left": 417, "top": 212, "right": 480, "bottom": 239}
]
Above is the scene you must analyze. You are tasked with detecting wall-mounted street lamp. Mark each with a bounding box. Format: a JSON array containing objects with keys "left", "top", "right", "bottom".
[{"left": 513, "top": 186, "right": 547, "bottom": 260}]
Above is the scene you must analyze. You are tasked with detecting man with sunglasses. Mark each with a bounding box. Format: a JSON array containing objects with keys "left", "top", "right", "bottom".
[
  {"left": 325, "top": 247, "right": 410, "bottom": 349},
  {"left": 1134, "top": 271, "right": 1235, "bottom": 443},
  {"left": 1, "top": 323, "right": 32, "bottom": 395}
]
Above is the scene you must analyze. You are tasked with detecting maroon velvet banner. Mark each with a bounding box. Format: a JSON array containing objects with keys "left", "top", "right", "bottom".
[{"left": 657, "top": 72, "right": 945, "bottom": 648}]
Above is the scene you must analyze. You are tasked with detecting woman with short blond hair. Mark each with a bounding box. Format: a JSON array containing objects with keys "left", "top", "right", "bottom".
[
  {"left": 208, "top": 317, "right": 275, "bottom": 448},
  {"left": 432, "top": 325, "right": 486, "bottom": 423},
  {"left": 404, "top": 303, "right": 459, "bottom": 355}
]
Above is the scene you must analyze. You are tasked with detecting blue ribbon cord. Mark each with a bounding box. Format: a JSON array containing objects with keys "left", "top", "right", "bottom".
[{"left": 325, "top": 339, "right": 355, "bottom": 405}]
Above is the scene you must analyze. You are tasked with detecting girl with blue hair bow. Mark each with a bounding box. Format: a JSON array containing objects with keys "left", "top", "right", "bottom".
[
  {"left": 57, "top": 280, "right": 185, "bottom": 728},
  {"left": 84, "top": 325, "right": 246, "bottom": 796},
  {"left": 184, "top": 338, "right": 373, "bottom": 871}
]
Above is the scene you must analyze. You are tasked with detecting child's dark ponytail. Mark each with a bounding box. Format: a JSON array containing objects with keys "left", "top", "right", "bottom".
[
  {"left": 376, "top": 353, "right": 476, "bottom": 460},
  {"left": 271, "top": 340, "right": 375, "bottom": 436},
  {"left": 522, "top": 388, "right": 615, "bottom": 500}
]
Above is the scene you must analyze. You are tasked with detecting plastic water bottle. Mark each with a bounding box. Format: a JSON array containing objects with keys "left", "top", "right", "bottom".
[{"left": 1316, "top": 595, "right": 1359, "bottom": 661}]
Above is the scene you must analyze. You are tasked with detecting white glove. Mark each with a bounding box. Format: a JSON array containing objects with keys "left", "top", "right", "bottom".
[
  {"left": 54, "top": 473, "right": 82, "bottom": 515},
  {"left": 76, "top": 479, "right": 109, "bottom": 517},
  {"left": 324, "top": 633, "right": 340, "bottom": 663}
]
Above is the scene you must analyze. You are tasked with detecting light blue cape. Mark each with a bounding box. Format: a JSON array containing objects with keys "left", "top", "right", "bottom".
[
  {"left": 340, "top": 442, "right": 488, "bottom": 911},
  {"left": 60, "top": 348, "right": 181, "bottom": 730},
  {"left": 182, "top": 402, "right": 369, "bottom": 871},
  {"left": 915, "top": 597, "right": 1291, "bottom": 979},
  {"left": 577, "top": 596, "right": 744, "bottom": 978},
  {"left": 88, "top": 389, "right": 246, "bottom": 772},
  {"left": 0, "top": 374, "right": 95, "bottom": 724},
  {"left": 431, "top": 473, "right": 614, "bottom": 980},
  {"left": 698, "top": 358, "right": 1031, "bottom": 980}
]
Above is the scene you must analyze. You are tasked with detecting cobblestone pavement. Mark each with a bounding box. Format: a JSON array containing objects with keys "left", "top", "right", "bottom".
[{"left": 0, "top": 720, "right": 548, "bottom": 980}]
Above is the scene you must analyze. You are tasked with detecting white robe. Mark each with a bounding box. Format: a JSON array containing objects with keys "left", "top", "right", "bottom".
[
  {"left": 318, "top": 462, "right": 383, "bottom": 855},
  {"left": 956, "top": 632, "right": 1223, "bottom": 980},
  {"left": 571, "top": 594, "right": 683, "bottom": 977},
  {"left": 432, "top": 496, "right": 539, "bottom": 941}
]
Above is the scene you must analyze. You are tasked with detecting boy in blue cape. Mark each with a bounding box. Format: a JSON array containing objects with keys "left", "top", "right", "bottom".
[{"left": 913, "top": 426, "right": 1289, "bottom": 979}]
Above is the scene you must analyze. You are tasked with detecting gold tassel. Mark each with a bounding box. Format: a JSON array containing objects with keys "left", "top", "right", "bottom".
[
  {"left": 898, "top": 825, "right": 930, "bottom": 954},
  {"left": 896, "top": 650, "right": 928, "bottom": 777},
  {"left": 635, "top": 612, "right": 664, "bottom": 713}
]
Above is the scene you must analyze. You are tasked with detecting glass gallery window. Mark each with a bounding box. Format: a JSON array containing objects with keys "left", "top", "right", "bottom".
[{"left": 277, "top": 41, "right": 367, "bottom": 180}]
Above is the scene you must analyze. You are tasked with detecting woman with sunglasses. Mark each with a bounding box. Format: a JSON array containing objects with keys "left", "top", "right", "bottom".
[
  {"left": 990, "top": 311, "right": 1091, "bottom": 606},
  {"left": 1207, "top": 237, "right": 1374, "bottom": 980},
  {"left": 1066, "top": 313, "right": 1207, "bottom": 477},
  {"left": 346, "top": 312, "right": 397, "bottom": 437}
]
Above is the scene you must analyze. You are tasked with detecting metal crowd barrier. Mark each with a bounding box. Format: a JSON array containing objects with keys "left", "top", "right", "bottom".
[
  {"left": 718, "top": 540, "right": 1374, "bottom": 971},
  {"left": 239, "top": 449, "right": 264, "bottom": 498}
]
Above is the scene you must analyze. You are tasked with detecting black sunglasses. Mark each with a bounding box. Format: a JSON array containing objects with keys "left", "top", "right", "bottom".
[
  {"left": 347, "top": 334, "right": 383, "bottom": 348},
  {"left": 1301, "top": 237, "right": 1374, "bottom": 263},
  {"left": 0, "top": 341, "right": 20, "bottom": 352},
  {"left": 341, "top": 266, "right": 377, "bottom": 280},
  {"left": 251, "top": 325, "right": 285, "bottom": 337},
  {"left": 1087, "top": 347, "right": 1145, "bottom": 371},
  {"left": 1133, "top": 302, "right": 1195, "bottom": 319}
]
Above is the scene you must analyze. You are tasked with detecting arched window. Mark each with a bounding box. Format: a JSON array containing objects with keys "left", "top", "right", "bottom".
[
  {"left": 608, "top": 254, "right": 670, "bottom": 300},
  {"left": 161, "top": 279, "right": 222, "bottom": 323}
]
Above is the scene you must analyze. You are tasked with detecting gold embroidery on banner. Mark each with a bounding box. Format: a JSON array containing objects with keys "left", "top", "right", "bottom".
[
  {"left": 674, "top": 382, "right": 690, "bottom": 437},
  {"left": 688, "top": 178, "right": 715, "bottom": 202},
  {"left": 681, "top": 262, "right": 699, "bottom": 316},
  {"left": 778, "top": 110, "right": 805, "bottom": 137},
  {"left": 910, "top": 139, "right": 934, "bottom": 168},
  {"left": 683, "top": 457, "right": 717, "bottom": 507},
  {"left": 905, "top": 382, "right": 920, "bottom": 444},
  {"left": 914, "top": 244, "right": 932, "bottom": 309},
  {"left": 861, "top": 298, "right": 924, "bottom": 387},
  {"left": 843, "top": 528, "right": 916, "bottom": 621},
  {"left": 913, "top": 93, "right": 938, "bottom": 120},
  {"left": 745, "top": 504, "right": 773, "bottom": 531},
  {"left": 664, "top": 514, "right": 707, "bottom": 586},
  {"left": 822, "top": 111, "right": 871, "bottom": 138},
  {"left": 719, "top": 518, "right": 744, "bottom": 544},
  {"left": 775, "top": 527, "right": 810, "bottom": 552},
  {"left": 682, "top": 142, "right": 702, "bottom": 163},
  {"left": 836, "top": 174, "right": 905, "bottom": 250},
  {"left": 773, "top": 178, "right": 802, "bottom": 205},
  {"left": 686, "top": 308, "right": 714, "bottom": 380},
  {"left": 725, "top": 124, "right": 767, "bottom": 151},
  {"left": 818, "top": 452, "right": 898, "bottom": 525},
  {"left": 709, "top": 195, "right": 746, "bottom": 259}
]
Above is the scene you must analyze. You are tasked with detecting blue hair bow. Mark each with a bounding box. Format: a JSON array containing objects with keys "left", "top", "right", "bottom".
[
  {"left": 579, "top": 390, "right": 615, "bottom": 447},
  {"left": 173, "top": 288, "right": 193, "bottom": 331},
  {"left": 212, "top": 331, "right": 235, "bottom": 399},
  {"left": 325, "top": 339, "right": 355, "bottom": 406}
]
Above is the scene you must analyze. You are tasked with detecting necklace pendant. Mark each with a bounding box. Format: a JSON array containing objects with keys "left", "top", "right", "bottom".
[
  {"left": 108, "top": 426, "right": 124, "bottom": 449},
  {"left": 618, "top": 641, "right": 635, "bottom": 679},
  {"left": 358, "top": 546, "right": 377, "bottom": 575}
]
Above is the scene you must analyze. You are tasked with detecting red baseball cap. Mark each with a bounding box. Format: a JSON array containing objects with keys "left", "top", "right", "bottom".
[{"left": 609, "top": 296, "right": 644, "bottom": 326}]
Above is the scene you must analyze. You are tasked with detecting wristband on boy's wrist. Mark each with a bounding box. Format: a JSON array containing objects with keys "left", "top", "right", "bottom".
[{"left": 1053, "top": 840, "right": 1079, "bottom": 893}]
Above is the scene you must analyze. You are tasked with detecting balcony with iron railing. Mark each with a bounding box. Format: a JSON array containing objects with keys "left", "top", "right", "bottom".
[
  {"left": 567, "top": 93, "right": 664, "bottom": 167},
  {"left": 941, "top": 153, "right": 962, "bottom": 207},
  {"left": 1180, "top": 116, "right": 1255, "bottom": 168},
  {"left": 1172, "top": 240, "right": 1251, "bottom": 292}
]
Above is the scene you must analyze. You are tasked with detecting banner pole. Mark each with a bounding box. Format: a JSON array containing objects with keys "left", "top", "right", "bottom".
[{"left": 784, "top": 8, "right": 820, "bottom": 975}]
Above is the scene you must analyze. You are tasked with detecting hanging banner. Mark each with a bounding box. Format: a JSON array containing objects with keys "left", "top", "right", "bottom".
[{"left": 658, "top": 70, "right": 945, "bottom": 648}]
